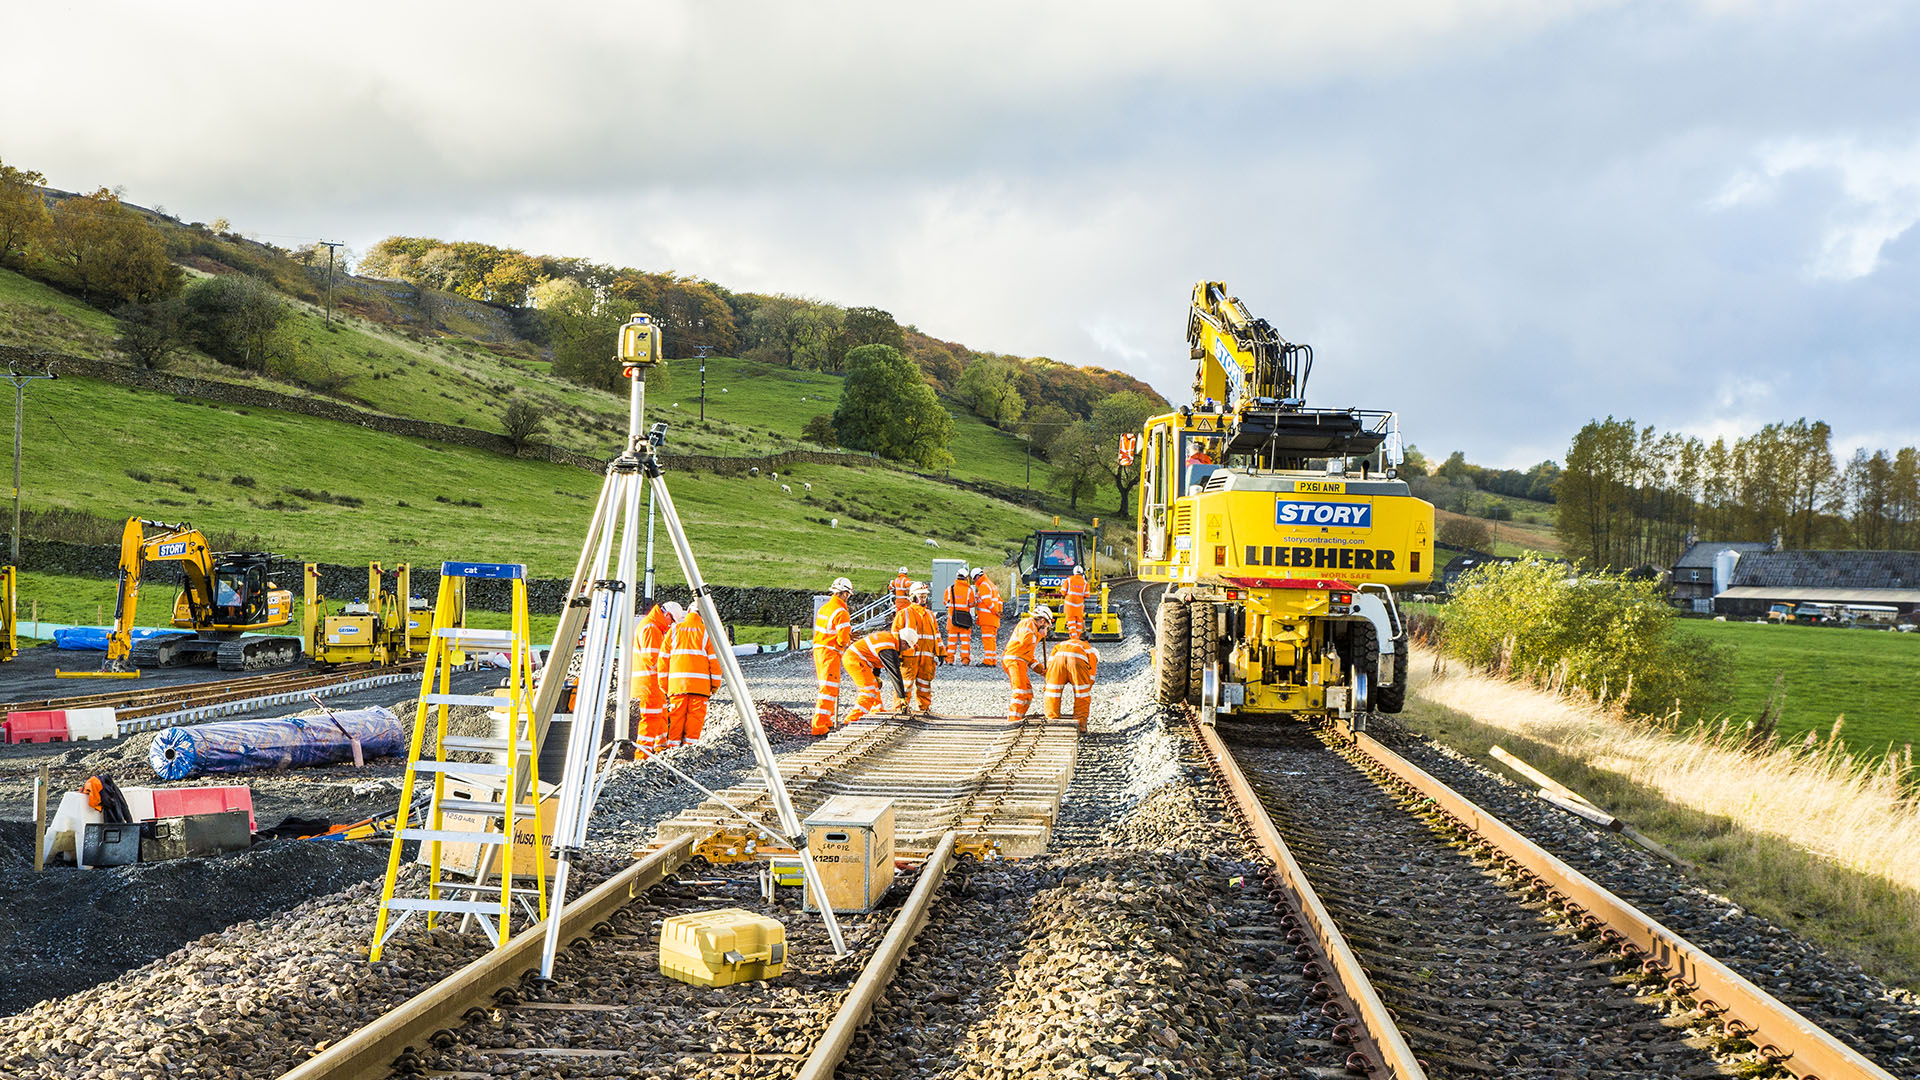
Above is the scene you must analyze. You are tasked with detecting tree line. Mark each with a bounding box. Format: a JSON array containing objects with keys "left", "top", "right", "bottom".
[{"left": 1553, "top": 416, "right": 1920, "bottom": 569}]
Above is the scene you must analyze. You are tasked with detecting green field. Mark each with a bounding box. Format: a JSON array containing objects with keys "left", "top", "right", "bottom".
[
  {"left": 1676, "top": 619, "right": 1920, "bottom": 754},
  {"left": 14, "top": 375, "right": 1066, "bottom": 592}
]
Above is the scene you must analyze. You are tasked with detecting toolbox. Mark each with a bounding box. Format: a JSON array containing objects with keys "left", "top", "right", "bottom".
[
  {"left": 140, "top": 810, "right": 253, "bottom": 861},
  {"left": 82, "top": 822, "right": 141, "bottom": 867},
  {"left": 802, "top": 796, "right": 895, "bottom": 913},
  {"left": 658, "top": 908, "right": 786, "bottom": 988}
]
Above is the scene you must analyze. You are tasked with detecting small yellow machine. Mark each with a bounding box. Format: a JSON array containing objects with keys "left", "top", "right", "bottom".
[
  {"left": 75, "top": 517, "right": 298, "bottom": 676},
  {"left": 1137, "top": 282, "right": 1434, "bottom": 725},
  {"left": 1014, "top": 519, "right": 1124, "bottom": 641},
  {"left": 303, "top": 562, "right": 438, "bottom": 665},
  {"left": 1, "top": 565, "right": 16, "bottom": 663}
]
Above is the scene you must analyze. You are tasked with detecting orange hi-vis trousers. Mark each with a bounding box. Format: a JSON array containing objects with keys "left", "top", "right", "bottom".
[
  {"left": 907, "top": 654, "right": 935, "bottom": 712},
  {"left": 976, "top": 616, "right": 1000, "bottom": 664},
  {"left": 1063, "top": 598, "right": 1086, "bottom": 637},
  {"left": 945, "top": 618, "right": 972, "bottom": 665},
  {"left": 812, "top": 648, "right": 843, "bottom": 735},
  {"left": 1002, "top": 657, "right": 1036, "bottom": 723},
  {"left": 665, "top": 694, "right": 709, "bottom": 748},
  {"left": 841, "top": 649, "right": 883, "bottom": 724},
  {"left": 637, "top": 684, "right": 668, "bottom": 752},
  {"left": 1043, "top": 652, "right": 1095, "bottom": 730}
]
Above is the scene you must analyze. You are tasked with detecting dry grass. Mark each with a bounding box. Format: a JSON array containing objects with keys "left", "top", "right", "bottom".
[{"left": 1407, "top": 646, "right": 1920, "bottom": 988}]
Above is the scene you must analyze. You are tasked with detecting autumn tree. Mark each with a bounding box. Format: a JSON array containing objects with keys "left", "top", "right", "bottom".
[
  {"left": 1047, "top": 422, "right": 1105, "bottom": 510},
  {"left": 842, "top": 306, "right": 905, "bottom": 352},
  {"left": 1090, "top": 391, "right": 1162, "bottom": 515},
  {"left": 0, "top": 158, "right": 47, "bottom": 266},
  {"left": 954, "top": 356, "right": 1025, "bottom": 427},
  {"left": 832, "top": 345, "right": 952, "bottom": 468},
  {"left": 1436, "top": 516, "right": 1493, "bottom": 551},
  {"left": 41, "top": 189, "right": 179, "bottom": 304}
]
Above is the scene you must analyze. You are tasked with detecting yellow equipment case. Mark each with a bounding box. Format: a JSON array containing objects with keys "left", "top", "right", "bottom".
[{"left": 659, "top": 908, "right": 788, "bottom": 988}]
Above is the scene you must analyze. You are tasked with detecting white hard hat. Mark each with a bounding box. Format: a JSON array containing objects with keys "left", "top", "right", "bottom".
[
  {"left": 969, "top": 567, "right": 985, "bottom": 578},
  {"left": 898, "top": 566, "right": 910, "bottom": 574},
  {"left": 1074, "top": 564, "right": 1085, "bottom": 575},
  {"left": 662, "top": 601, "right": 686, "bottom": 621},
  {"left": 1032, "top": 605, "right": 1054, "bottom": 622},
  {"left": 910, "top": 581, "right": 930, "bottom": 598},
  {"left": 830, "top": 577, "right": 853, "bottom": 593}
]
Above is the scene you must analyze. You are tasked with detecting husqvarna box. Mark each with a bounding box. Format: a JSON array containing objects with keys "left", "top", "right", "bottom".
[{"left": 658, "top": 908, "right": 786, "bottom": 988}]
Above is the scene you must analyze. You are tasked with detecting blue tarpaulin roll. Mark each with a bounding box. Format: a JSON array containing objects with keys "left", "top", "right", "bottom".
[
  {"left": 149, "top": 707, "right": 405, "bottom": 780},
  {"left": 54, "top": 626, "right": 177, "bottom": 651}
]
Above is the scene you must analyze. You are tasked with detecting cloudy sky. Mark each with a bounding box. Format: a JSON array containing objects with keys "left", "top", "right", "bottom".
[{"left": 6, "top": 1, "right": 1917, "bottom": 468}]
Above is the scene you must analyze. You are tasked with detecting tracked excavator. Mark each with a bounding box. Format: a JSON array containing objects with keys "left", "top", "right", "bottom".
[
  {"left": 100, "top": 517, "right": 300, "bottom": 673},
  {"left": 1136, "top": 282, "right": 1433, "bottom": 726}
]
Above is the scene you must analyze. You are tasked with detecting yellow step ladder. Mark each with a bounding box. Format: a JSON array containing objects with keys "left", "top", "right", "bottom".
[{"left": 369, "top": 561, "right": 545, "bottom": 960}]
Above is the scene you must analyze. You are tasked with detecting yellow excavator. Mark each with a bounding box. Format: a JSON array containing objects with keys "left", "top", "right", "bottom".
[
  {"left": 1136, "top": 282, "right": 1434, "bottom": 726},
  {"left": 95, "top": 517, "right": 299, "bottom": 673}
]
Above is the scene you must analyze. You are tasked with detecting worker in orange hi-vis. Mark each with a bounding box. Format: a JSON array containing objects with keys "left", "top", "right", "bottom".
[
  {"left": 890, "top": 566, "right": 913, "bottom": 618},
  {"left": 841, "top": 628, "right": 907, "bottom": 725},
  {"left": 664, "top": 606, "right": 723, "bottom": 748},
  {"left": 891, "top": 581, "right": 941, "bottom": 714},
  {"left": 970, "top": 567, "right": 1003, "bottom": 665},
  {"left": 1062, "top": 563, "right": 1090, "bottom": 638},
  {"left": 943, "top": 569, "right": 975, "bottom": 665},
  {"left": 1001, "top": 605, "right": 1054, "bottom": 724},
  {"left": 811, "top": 577, "right": 855, "bottom": 735},
  {"left": 1043, "top": 624, "right": 1101, "bottom": 733},
  {"left": 630, "top": 600, "right": 683, "bottom": 756}
]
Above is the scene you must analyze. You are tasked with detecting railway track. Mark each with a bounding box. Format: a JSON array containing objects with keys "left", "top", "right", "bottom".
[
  {"left": 275, "top": 705, "right": 1078, "bottom": 1079},
  {"left": 1135, "top": 576, "right": 1900, "bottom": 1079},
  {"left": 1, "top": 660, "right": 427, "bottom": 733}
]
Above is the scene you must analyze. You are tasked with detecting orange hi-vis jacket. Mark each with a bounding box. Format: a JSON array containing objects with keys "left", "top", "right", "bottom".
[
  {"left": 892, "top": 603, "right": 940, "bottom": 659},
  {"left": 972, "top": 576, "right": 1003, "bottom": 620},
  {"left": 943, "top": 577, "right": 974, "bottom": 622},
  {"left": 1047, "top": 637, "right": 1099, "bottom": 684},
  {"left": 667, "top": 610, "right": 724, "bottom": 697},
  {"left": 633, "top": 604, "right": 674, "bottom": 700},
  {"left": 848, "top": 628, "right": 901, "bottom": 668},
  {"left": 1004, "top": 614, "right": 1050, "bottom": 667},
  {"left": 813, "top": 594, "right": 852, "bottom": 654},
  {"left": 1063, "top": 572, "right": 1089, "bottom": 612},
  {"left": 890, "top": 573, "right": 913, "bottom": 613}
]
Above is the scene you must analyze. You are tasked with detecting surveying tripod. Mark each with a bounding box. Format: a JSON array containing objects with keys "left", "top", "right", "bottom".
[{"left": 528, "top": 313, "right": 844, "bottom": 979}]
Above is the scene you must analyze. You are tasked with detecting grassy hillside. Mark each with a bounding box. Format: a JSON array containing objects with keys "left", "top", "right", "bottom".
[
  {"left": 1675, "top": 620, "right": 1920, "bottom": 755},
  {"left": 2, "top": 266, "right": 1060, "bottom": 496},
  {"left": 13, "top": 375, "right": 1062, "bottom": 591},
  {"left": 1435, "top": 506, "right": 1564, "bottom": 558}
]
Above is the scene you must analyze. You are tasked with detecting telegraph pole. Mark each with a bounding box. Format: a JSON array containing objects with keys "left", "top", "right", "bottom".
[
  {"left": 695, "top": 344, "right": 712, "bottom": 421},
  {"left": 319, "top": 241, "right": 344, "bottom": 323},
  {"left": 7, "top": 362, "right": 57, "bottom": 562}
]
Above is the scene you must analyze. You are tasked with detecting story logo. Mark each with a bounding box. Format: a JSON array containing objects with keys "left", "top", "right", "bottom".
[{"left": 1275, "top": 500, "right": 1371, "bottom": 528}]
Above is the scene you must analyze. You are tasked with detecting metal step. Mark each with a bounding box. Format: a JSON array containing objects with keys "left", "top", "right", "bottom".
[
  {"left": 436, "top": 628, "right": 515, "bottom": 648},
  {"left": 422, "top": 692, "right": 510, "bottom": 708},
  {"left": 401, "top": 827, "right": 510, "bottom": 845},
  {"left": 436, "top": 797, "right": 540, "bottom": 817},
  {"left": 382, "top": 898, "right": 509, "bottom": 914},
  {"left": 441, "top": 735, "right": 533, "bottom": 754},
  {"left": 411, "top": 760, "right": 516, "bottom": 777}
]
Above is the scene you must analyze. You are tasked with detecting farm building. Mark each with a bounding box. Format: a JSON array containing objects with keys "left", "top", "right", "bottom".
[
  {"left": 1711, "top": 549, "right": 1920, "bottom": 621},
  {"left": 1670, "top": 539, "right": 1774, "bottom": 612}
]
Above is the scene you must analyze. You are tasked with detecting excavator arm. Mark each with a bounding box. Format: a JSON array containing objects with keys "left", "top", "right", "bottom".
[
  {"left": 105, "top": 517, "right": 215, "bottom": 670},
  {"left": 1187, "top": 281, "right": 1308, "bottom": 413}
]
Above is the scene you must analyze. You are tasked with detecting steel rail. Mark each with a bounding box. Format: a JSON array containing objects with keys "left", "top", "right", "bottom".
[
  {"left": 276, "top": 834, "right": 696, "bottom": 1080},
  {"left": 3, "top": 660, "right": 416, "bottom": 717},
  {"left": 1343, "top": 728, "right": 1899, "bottom": 1080},
  {"left": 1193, "top": 717, "right": 1427, "bottom": 1079},
  {"left": 794, "top": 830, "right": 959, "bottom": 1080}
]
